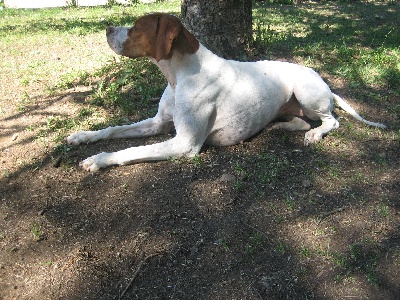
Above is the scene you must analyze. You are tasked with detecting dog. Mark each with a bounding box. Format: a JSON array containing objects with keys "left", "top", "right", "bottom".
[{"left": 66, "top": 13, "right": 385, "bottom": 172}]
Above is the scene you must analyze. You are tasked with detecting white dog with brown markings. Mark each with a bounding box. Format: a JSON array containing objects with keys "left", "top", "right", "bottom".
[{"left": 66, "top": 13, "right": 385, "bottom": 172}]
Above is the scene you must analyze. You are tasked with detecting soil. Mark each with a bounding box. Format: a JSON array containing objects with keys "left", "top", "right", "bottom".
[{"left": 1, "top": 83, "right": 399, "bottom": 299}]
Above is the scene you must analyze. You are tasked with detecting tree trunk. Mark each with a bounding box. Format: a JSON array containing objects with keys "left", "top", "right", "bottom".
[{"left": 181, "top": 0, "right": 252, "bottom": 60}]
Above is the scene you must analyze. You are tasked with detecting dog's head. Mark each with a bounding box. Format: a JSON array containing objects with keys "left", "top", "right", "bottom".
[{"left": 106, "top": 13, "right": 199, "bottom": 62}]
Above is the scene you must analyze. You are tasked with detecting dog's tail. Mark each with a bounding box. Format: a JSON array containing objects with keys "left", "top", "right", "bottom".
[{"left": 332, "top": 94, "right": 386, "bottom": 129}]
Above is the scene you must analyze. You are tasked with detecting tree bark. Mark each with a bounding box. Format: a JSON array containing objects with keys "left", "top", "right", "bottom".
[{"left": 181, "top": 0, "right": 252, "bottom": 60}]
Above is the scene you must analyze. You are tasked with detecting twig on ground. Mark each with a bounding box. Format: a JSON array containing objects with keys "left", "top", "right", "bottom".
[
  {"left": 318, "top": 207, "right": 346, "bottom": 224},
  {"left": 116, "top": 252, "right": 161, "bottom": 300},
  {"left": 360, "top": 138, "right": 396, "bottom": 143}
]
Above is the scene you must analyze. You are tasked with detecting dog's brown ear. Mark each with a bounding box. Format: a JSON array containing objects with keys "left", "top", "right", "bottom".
[
  {"left": 155, "top": 15, "right": 181, "bottom": 62},
  {"left": 155, "top": 15, "right": 199, "bottom": 62}
]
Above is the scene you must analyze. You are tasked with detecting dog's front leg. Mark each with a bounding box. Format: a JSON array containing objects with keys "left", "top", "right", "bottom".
[
  {"left": 66, "top": 116, "right": 173, "bottom": 145},
  {"left": 66, "top": 85, "right": 175, "bottom": 145},
  {"left": 80, "top": 137, "right": 201, "bottom": 172},
  {"left": 80, "top": 100, "right": 215, "bottom": 171}
]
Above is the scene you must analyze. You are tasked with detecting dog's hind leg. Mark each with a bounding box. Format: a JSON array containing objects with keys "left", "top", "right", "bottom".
[
  {"left": 267, "top": 116, "right": 311, "bottom": 132},
  {"left": 292, "top": 73, "right": 340, "bottom": 145},
  {"left": 303, "top": 111, "right": 339, "bottom": 146},
  {"left": 267, "top": 96, "right": 311, "bottom": 132}
]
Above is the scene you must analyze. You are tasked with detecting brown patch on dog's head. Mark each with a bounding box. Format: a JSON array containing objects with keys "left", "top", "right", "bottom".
[{"left": 121, "top": 13, "right": 199, "bottom": 61}]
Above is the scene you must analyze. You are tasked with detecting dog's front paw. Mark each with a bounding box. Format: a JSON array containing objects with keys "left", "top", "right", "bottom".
[
  {"left": 80, "top": 152, "right": 113, "bottom": 172},
  {"left": 66, "top": 131, "right": 98, "bottom": 146}
]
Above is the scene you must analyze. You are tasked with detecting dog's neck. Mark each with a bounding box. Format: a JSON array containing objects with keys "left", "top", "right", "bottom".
[
  {"left": 150, "top": 44, "right": 222, "bottom": 90},
  {"left": 150, "top": 58, "right": 178, "bottom": 89}
]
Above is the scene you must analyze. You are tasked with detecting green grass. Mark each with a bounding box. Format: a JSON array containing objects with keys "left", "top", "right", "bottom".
[
  {"left": 245, "top": 232, "right": 263, "bottom": 255},
  {"left": 253, "top": 1, "right": 400, "bottom": 103},
  {"left": 89, "top": 58, "right": 166, "bottom": 116},
  {"left": 0, "top": 1, "right": 180, "bottom": 39},
  {"left": 31, "top": 221, "right": 43, "bottom": 241},
  {"left": 253, "top": 152, "right": 289, "bottom": 186},
  {"left": 274, "top": 240, "right": 289, "bottom": 255},
  {"left": 298, "top": 240, "right": 383, "bottom": 286}
]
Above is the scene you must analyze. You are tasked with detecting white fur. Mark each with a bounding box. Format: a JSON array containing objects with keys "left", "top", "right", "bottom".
[
  {"left": 106, "top": 26, "right": 129, "bottom": 55},
  {"left": 67, "top": 27, "right": 385, "bottom": 172}
]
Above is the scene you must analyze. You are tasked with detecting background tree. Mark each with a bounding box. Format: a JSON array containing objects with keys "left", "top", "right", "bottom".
[{"left": 181, "top": 0, "right": 252, "bottom": 60}]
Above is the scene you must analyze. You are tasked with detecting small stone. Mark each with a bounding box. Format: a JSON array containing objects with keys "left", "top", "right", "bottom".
[
  {"left": 302, "top": 180, "right": 312, "bottom": 188},
  {"left": 237, "top": 170, "right": 247, "bottom": 180},
  {"left": 317, "top": 270, "right": 325, "bottom": 278},
  {"left": 253, "top": 266, "right": 263, "bottom": 273},
  {"left": 219, "top": 173, "right": 236, "bottom": 182},
  {"left": 61, "top": 95, "right": 74, "bottom": 102},
  {"left": 11, "top": 133, "right": 18, "bottom": 141},
  {"left": 190, "top": 246, "right": 198, "bottom": 256}
]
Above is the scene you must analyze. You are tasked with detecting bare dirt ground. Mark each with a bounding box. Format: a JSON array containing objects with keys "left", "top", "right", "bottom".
[{"left": 1, "top": 4, "right": 400, "bottom": 300}]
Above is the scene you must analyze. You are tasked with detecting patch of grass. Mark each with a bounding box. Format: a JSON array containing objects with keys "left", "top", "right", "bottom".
[
  {"left": 299, "top": 243, "right": 311, "bottom": 258},
  {"left": 312, "top": 240, "right": 383, "bottom": 287},
  {"left": 35, "top": 115, "right": 77, "bottom": 142},
  {"left": 1, "top": 169, "right": 11, "bottom": 179},
  {"left": 46, "top": 116, "right": 76, "bottom": 132},
  {"left": 89, "top": 58, "right": 166, "bottom": 117},
  {"left": 393, "top": 250, "right": 400, "bottom": 267},
  {"left": 54, "top": 143, "right": 72, "bottom": 156},
  {"left": 253, "top": 18, "right": 290, "bottom": 54},
  {"left": 245, "top": 232, "right": 262, "bottom": 255},
  {"left": 324, "top": 164, "right": 341, "bottom": 179},
  {"left": 285, "top": 194, "right": 296, "bottom": 212},
  {"left": 78, "top": 107, "right": 95, "bottom": 118},
  {"left": 275, "top": 240, "right": 289, "bottom": 255},
  {"left": 191, "top": 155, "right": 203, "bottom": 166},
  {"left": 349, "top": 242, "right": 381, "bottom": 286},
  {"left": 55, "top": 70, "right": 92, "bottom": 90},
  {"left": 331, "top": 251, "right": 349, "bottom": 268},
  {"left": 372, "top": 152, "right": 388, "bottom": 166},
  {"left": 0, "top": 1, "right": 180, "bottom": 39},
  {"left": 253, "top": 1, "right": 400, "bottom": 101},
  {"left": 215, "top": 238, "right": 230, "bottom": 251},
  {"left": 255, "top": 152, "right": 289, "bottom": 185},
  {"left": 232, "top": 180, "right": 242, "bottom": 192},
  {"left": 233, "top": 162, "right": 246, "bottom": 175},
  {"left": 31, "top": 222, "right": 43, "bottom": 241},
  {"left": 16, "top": 92, "right": 34, "bottom": 112},
  {"left": 377, "top": 204, "right": 390, "bottom": 218}
]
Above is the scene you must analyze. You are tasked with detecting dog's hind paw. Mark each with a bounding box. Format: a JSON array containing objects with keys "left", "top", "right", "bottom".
[{"left": 304, "top": 129, "right": 322, "bottom": 146}]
